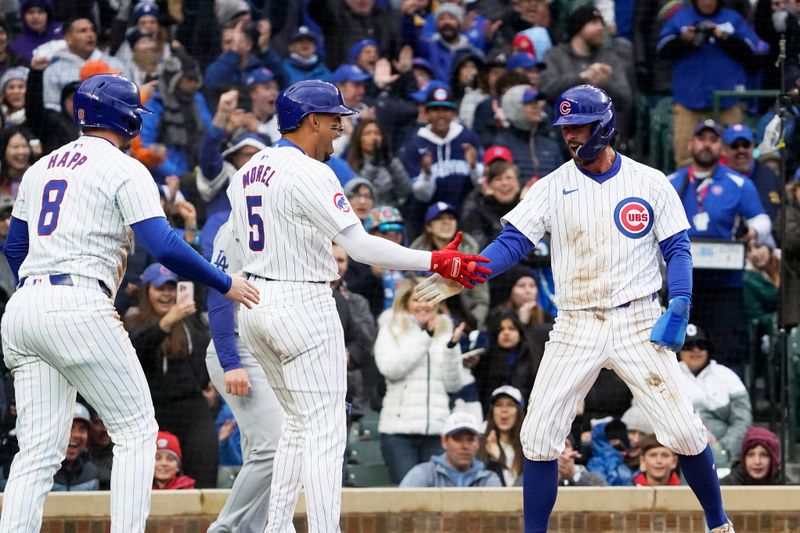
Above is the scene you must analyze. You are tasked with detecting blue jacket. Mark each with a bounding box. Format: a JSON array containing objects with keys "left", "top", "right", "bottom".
[
  {"left": 52, "top": 455, "right": 100, "bottom": 492},
  {"left": 656, "top": 4, "right": 762, "bottom": 110},
  {"left": 216, "top": 401, "right": 243, "bottom": 467},
  {"left": 586, "top": 422, "right": 634, "bottom": 486},
  {"left": 403, "top": 15, "right": 484, "bottom": 82},
  {"left": 398, "top": 122, "right": 482, "bottom": 236},
  {"left": 421, "top": 12, "right": 492, "bottom": 52},
  {"left": 139, "top": 92, "right": 213, "bottom": 181},
  {"left": 399, "top": 453, "right": 502, "bottom": 487},
  {"left": 491, "top": 126, "right": 565, "bottom": 184},
  {"left": 204, "top": 51, "right": 268, "bottom": 102},
  {"left": 280, "top": 55, "right": 332, "bottom": 87}
]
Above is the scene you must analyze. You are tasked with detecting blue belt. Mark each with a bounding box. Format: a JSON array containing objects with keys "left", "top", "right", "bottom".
[{"left": 17, "top": 274, "right": 112, "bottom": 298}]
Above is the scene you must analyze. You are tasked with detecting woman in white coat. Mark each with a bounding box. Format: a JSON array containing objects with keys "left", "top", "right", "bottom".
[{"left": 375, "top": 276, "right": 465, "bottom": 485}]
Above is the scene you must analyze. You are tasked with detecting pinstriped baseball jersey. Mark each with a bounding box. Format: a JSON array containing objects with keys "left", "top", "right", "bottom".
[
  {"left": 226, "top": 142, "right": 361, "bottom": 282},
  {"left": 12, "top": 135, "right": 164, "bottom": 292},
  {"left": 503, "top": 154, "right": 689, "bottom": 311}
]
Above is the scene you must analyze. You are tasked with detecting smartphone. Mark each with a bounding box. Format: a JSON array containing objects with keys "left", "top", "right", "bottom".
[{"left": 177, "top": 281, "right": 194, "bottom": 306}]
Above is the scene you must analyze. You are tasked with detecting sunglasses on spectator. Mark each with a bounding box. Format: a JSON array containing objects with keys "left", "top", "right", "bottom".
[{"left": 729, "top": 141, "right": 752, "bottom": 150}]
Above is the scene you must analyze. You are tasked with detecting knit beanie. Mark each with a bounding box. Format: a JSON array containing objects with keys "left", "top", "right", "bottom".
[
  {"left": 739, "top": 427, "right": 781, "bottom": 479},
  {"left": 566, "top": 3, "right": 604, "bottom": 40}
]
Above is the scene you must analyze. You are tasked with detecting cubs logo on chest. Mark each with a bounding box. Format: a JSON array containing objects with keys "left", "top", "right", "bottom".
[{"left": 613, "top": 197, "right": 654, "bottom": 239}]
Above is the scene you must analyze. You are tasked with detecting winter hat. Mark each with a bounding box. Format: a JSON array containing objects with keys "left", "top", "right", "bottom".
[
  {"left": 436, "top": 3, "right": 464, "bottom": 25},
  {"left": 488, "top": 264, "right": 536, "bottom": 309},
  {"left": 566, "top": 4, "right": 604, "bottom": 40},
  {"left": 131, "top": 1, "right": 158, "bottom": 25},
  {"left": 620, "top": 403, "right": 654, "bottom": 435},
  {"left": 501, "top": 84, "right": 536, "bottom": 131},
  {"left": 79, "top": 60, "right": 121, "bottom": 81},
  {"left": 343, "top": 177, "right": 376, "bottom": 199},
  {"left": 159, "top": 47, "right": 203, "bottom": 93},
  {"left": 221, "top": 133, "right": 268, "bottom": 159},
  {"left": 0, "top": 67, "right": 29, "bottom": 91},
  {"left": 72, "top": 402, "right": 91, "bottom": 426},
  {"left": 126, "top": 28, "right": 153, "bottom": 49},
  {"left": 364, "top": 205, "right": 404, "bottom": 233},
  {"left": 215, "top": 0, "right": 250, "bottom": 26},
  {"left": 604, "top": 419, "right": 631, "bottom": 449},
  {"left": 739, "top": 427, "right": 781, "bottom": 479},
  {"left": 348, "top": 39, "right": 378, "bottom": 64},
  {"left": 21, "top": 0, "right": 50, "bottom": 14},
  {"left": 156, "top": 430, "right": 183, "bottom": 464}
]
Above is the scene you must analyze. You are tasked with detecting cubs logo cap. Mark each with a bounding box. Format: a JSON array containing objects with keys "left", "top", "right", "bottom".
[
  {"left": 425, "top": 85, "right": 456, "bottom": 110},
  {"left": 156, "top": 431, "right": 183, "bottom": 463},
  {"left": 723, "top": 123, "right": 753, "bottom": 146},
  {"left": 424, "top": 201, "right": 458, "bottom": 224},
  {"left": 692, "top": 118, "right": 724, "bottom": 138},
  {"left": 140, "top": 263, "right": 178, "bottom": 288},
  {"left": 483, "top": 145, "right": 513, "bottom": 166}
]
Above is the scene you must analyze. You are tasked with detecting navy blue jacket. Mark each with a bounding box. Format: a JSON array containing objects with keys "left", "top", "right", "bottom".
[
  {"left": 491, "top": 126, "right": 565, "bottom": 184},
  {"left": 657, "top": 4, "right": 762, "bottom": 110}
]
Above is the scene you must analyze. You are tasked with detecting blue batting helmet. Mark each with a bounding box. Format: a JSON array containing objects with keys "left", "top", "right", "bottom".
[
  {"left": 552, "top": 85, "right": 616, "bottom": 162},
  {"left": 73, "top": 74, "right": 152, "bottom": 139},
  {"left": 276, "top": 80, "right": 356, "bottom": 133}
]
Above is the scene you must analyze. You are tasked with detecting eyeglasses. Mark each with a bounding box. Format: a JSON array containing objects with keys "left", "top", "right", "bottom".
[{"left": 729, "top": 141, "right": 752, "bottom": 150}]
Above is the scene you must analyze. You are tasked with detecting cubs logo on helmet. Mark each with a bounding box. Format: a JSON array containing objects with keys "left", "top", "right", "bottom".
[
  {"left": 333, "top": 192, "right": 351, "bottom": 213},
  {"left": 559, "top": 100, "right": 571, "bottom": 115},
  {"left": 613, "top": 197, "right": 654, "bottom": 239}
]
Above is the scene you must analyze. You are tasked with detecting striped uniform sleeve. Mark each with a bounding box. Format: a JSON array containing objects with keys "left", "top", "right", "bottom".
[
  {"left": 115, "top": 159, "right": 168, "bottom": 225},
  {"left": 501, "top": 176, "right": 551, "bottom": 245},
  {"left": 653, "top": 171, "right": 691, "bottom": 242},
  {"left": 294, "top": 162, "right": 361, "bottom": 240}
]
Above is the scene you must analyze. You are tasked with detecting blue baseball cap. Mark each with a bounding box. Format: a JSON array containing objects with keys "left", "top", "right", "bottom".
[
  {"left": 723, "top": 124, "right": 754, "bottom": 146},
  {"left": 409, "top": 80, "right": 449, "bottom": 103},
  {"left": 412, "top": 58, "right": 435, "bottom": 77},
  {"left": 132, "top": 1, "right": 158, "bottom": 24},
  {"left": 348, "top": 38, "right": 378, "bottom": 63},
  {"left": 330, "top": 64, "right": 371, "bottom": 84},
  {"left": 522, "top": 87, "right": 545, "bottom": 104},
  {"left": 692, "top": 118, "right": 724, "bottom": 138},
  {"left": 141, "top": 263, "right": 178, "bottom": 288},
  {"left": 425, "top": 201, "right": 458, "bottom": 224},
  {"left": 507, "top": 52, "right": 545, "bottom": 71},
  {"left": 425, "top": 85, "right": 456, "bottom": 110},
  {"left": 289, "top": 25, "right": 317, "bottom": 44},
  {"left": 245, "top": 67, "right": 275, "bottom": 88}
]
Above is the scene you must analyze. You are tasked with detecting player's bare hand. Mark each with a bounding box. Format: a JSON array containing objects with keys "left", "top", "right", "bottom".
[
  {"left": 485, "top": 429, "right": 501, "bottom": 460},
  {"left": 224, "top": 368, "right": 252, "bottom": 396},
  {"left": 415, "top": 273, "right": 464, "bottom": 305},
  {"left": 430, "top": 232, "right": 492, "bottom": 288},
  {"left": 225, "top": 272, "right": 260, "bottom": 308},
  {"left": 462, "top": 143, "right": 477, "bottom": 169}
]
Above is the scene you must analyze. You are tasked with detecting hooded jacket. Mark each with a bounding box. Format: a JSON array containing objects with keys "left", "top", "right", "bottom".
[
  {"left": 587, "top": 421, "right": 635, "bottom": 486},
  {"left": 720, "top": 426, "right": 781, "bottom": 485},
  {"left": 399, "top": 121, "right": 482, "bottom": 237},
  {"left": 399, "top": 452, "right": 502, "bottom": 487},
  {"left": 374, "top": 310, "right": 462, "bottom": 436},
  {"left": 43, "top": 48, "right": 129, "bottom": 111},
  {"left": 678, "top": 359, "right": 752, "bottom": 456},
  {"left": 10, "top": 0, "right": 63, "bottom": 61}
]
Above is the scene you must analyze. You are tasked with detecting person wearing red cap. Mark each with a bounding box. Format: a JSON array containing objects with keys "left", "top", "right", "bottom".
[
  {"left": 720, "top": 427, "right": 782, "bottom": 485},
  {"left": 153, "top": 431, "right": 196, "bottom": 490}
]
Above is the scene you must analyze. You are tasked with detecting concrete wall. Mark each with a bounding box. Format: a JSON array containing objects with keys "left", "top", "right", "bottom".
[{"left": 7, "top": 486, "right": 800, "bottom": 532}]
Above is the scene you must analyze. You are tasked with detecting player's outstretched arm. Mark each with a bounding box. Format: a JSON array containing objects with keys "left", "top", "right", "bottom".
[
  {"left": 131, "top": 216, "right": 260, "bottom": 308},
  {"left": 333, "top": 224, "right": 490, "bottom": 288}
]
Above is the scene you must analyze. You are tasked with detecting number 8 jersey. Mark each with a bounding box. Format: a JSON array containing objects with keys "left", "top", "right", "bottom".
[
  {"left": 226, "top": 140, "right": 361, "bottom": 283},
  {"left": 12, "top": 136, "right": 165, "bottom": 292}
]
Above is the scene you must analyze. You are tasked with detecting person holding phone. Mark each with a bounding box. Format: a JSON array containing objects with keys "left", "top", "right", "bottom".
[{"left": 124, "top": 263, "right": 219, "bottom": 488}]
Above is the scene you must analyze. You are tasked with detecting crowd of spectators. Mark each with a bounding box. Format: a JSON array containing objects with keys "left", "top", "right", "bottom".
[{"left": 0, "top": 0, "right": 795, "bottom": 490}]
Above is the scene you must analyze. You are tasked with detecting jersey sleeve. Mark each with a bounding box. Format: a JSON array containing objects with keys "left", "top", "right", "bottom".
[
  {"left": 653, "top": 174, "right": 691, "bottom": 241},
  {"left": 115, "top": 161, "right": 167, "bottom": 225},
  {"left": 738, "top": 178, "right": 766, "bottom": 220},
  {"left": 294, "top": 164, "right": 361, "bottom": 240},
  {"left": 501, "top": 177, "right": 551, "bottom": 244}
]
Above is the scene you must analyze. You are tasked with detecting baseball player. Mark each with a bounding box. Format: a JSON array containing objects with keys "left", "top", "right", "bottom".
[
  {"left": 418, "top": 85, "right": 735, "bottom": 533},
  {"left": 205, "top": 219, "right": 283, "bottom": 533},
  {"left": 0, "top": 74, "right": 259, "bottom": 533},
  {"left": 226, "top": 79, "right": 490, "bottom": 533}
]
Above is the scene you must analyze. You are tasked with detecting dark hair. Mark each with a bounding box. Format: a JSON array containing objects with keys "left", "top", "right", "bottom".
[
  {"left": 487, "top": 161, "right": 519, "bottom": 182},
  {"left": 347, "top": 118, "right": 391, "bottom": 172},
  {"left": 479, "top": 397, "right": 525, "bottom": 478},
  {"left": 0, "top": 125, "right": 35, "bottom": 181},
  {"left": 63, "top": 17, "right": 95, "bottom": 35},
  {"left": 126, "top": 284, "right": 189, "bottom": 360},
  {"left": 495, "top": 71, "right": 531, "bottom": 97}
]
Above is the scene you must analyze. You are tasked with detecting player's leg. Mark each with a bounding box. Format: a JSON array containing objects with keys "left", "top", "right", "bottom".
[
  {"left": 609, "top": 297, "right": 730, "bottom": 531},
  {"left": 241, "top": 283, "right": 346, "bottom": 533},
  {"left": 0, "top": 356, "right": 75, "bottom": 533},
  {"left": 520, "top": 309, "right": 610, "bottom": 533},
  {"left": 48, "top": 293, "right": 158, "bottom": 533},
  {"left": 206, "top": 347, "right": 283, "bottom": 533}
]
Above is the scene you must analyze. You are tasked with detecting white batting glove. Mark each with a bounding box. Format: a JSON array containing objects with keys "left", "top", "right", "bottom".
[{"left": 415, "top": 274, "right": 465, "bottom": 305}]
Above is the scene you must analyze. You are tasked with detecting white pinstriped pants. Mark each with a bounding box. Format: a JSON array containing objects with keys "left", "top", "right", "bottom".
[
  {"left": 0, "top": 280, "right": 157, "bottom": 533},
  {"left": 239, "top": 280, "right": 346, "bottom": 533},
  {"left": 521, "top": 294, "right": 708, "bottom": 460}
]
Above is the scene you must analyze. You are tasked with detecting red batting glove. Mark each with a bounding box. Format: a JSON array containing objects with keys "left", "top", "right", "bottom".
[{"left": 430, "top": 232, "right": 492, "bottom": 288}]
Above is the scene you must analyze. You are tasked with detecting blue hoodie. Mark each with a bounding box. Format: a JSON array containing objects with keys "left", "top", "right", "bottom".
[
  {"left": 586, "top": 422, "right": 634, "bottom": 486},
  {"left": 398, "top": 122, "right": 482, "bottom": 236},
  {"left": 11, "top": 0, "right": 63, "bottom": 61}
]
